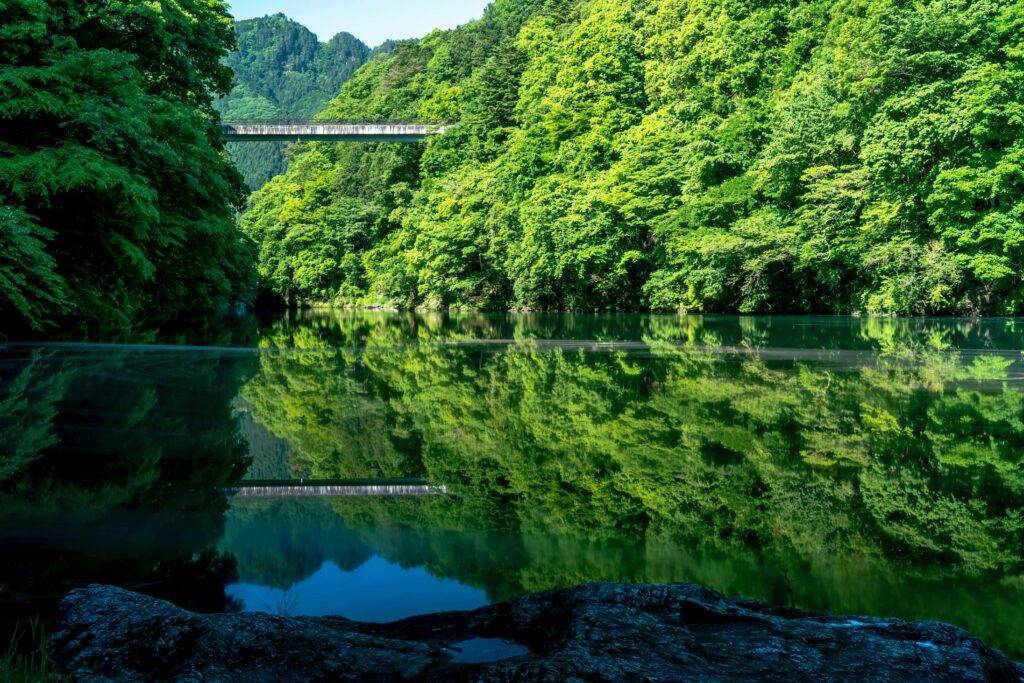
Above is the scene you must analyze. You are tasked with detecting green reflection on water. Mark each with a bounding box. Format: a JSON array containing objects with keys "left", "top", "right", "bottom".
[
  {"left": 0, "top": 346, "right": 255, "bottom": 627},
  {"left": 236, "top": 311, "right": 1024, "bottom": 656},
  {"left": 2, "top": 311, "right": 1023, "bottom": 659}
]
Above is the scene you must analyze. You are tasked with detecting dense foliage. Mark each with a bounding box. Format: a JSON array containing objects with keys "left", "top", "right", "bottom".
[
  {"left": 242, "top": 313, "right": 1024, "bottom": 581},
  {"left": 243, "top": 0, "right": 1024, "bottom": 315},
  {"left": 0, "top": 0, "right": 252, "bottom": 337},
  {"left": 215, "top": 14, "right": 370, "bottom": 189}
]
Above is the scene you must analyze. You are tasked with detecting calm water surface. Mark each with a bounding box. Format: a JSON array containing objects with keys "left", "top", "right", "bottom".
[{"left": 1, "top": 312, "right": 1023, "bottom": 658}]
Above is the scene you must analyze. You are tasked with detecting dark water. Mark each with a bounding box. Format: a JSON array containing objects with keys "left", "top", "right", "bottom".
[{"left": 1, "top": 312, "right": 1023, "bottom": 659}]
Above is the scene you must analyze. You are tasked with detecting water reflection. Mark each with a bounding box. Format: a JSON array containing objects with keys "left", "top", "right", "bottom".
[
  {"left": 1, "top": 312, "right": 1023, "bottom": 659},
  {"left": 227, "top": 558, "right": 488, "bottom": 620},
  {"left": 0, "top": 346, "right": 254, "bottom": 628},
  {"left": 233, "top": 311, "right": 1024, "bottom": 658}
]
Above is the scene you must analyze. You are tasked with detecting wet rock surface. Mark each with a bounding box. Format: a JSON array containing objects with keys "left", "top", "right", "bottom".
[{"left": 51, "top": 582, "right": 1024, "bottom": 682}]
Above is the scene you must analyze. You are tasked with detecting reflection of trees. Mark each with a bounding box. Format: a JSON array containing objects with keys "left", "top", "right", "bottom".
[
  {"left": 220, "top": 493, "right": 1024, "bottom": 659},
  {"left": 244, "top": 312, "right": 1024, "bottom": 578},
  {"left": 0, "top": 347, "right": 256, "bottom": 628},
  {"left": 0, "top": 350, "right": 68, "bottom": 482},
  {"left": 231, "top": 311, "right": 1024, "bottom": 656}
]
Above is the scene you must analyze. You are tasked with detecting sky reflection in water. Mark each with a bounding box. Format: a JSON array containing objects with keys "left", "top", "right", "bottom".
[{"left": 227, "top": 557, "right": 489, "bottom": 620}]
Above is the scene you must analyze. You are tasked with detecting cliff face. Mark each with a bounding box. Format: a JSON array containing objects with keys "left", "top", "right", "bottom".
[{"left": 50, "top": 582, "right": 1024, "bottom": 682}]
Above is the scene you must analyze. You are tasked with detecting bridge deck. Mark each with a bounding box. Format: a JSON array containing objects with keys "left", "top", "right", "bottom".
[{"left": 220, "top": 122, "right": 448, "bottom": 142}]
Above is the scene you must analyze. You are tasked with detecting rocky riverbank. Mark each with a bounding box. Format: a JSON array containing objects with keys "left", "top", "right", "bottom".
[{"left": 50, "top": 582, "right": 1023, "bottom": 682}]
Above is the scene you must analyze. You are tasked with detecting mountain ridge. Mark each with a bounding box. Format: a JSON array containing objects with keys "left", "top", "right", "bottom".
[{"left": 215, "top": 13, "right": 371, "bottom": 189}]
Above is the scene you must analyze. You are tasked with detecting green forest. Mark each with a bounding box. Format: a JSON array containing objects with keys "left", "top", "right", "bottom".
[
  {"left": 243, "top": 0, "right": 1024, "bottom": 316},
  {"left": 215, "top": 14, "right": 371, "bottom": 189},
  {"left": 0, "top": 0, "right": 251, "bottom": 337},
  {"left": 4, "top": 0, "right": 1024, "bottom": 674},
  {"left": 2, "top": 0, "right": 1024, "bottom": 330}
]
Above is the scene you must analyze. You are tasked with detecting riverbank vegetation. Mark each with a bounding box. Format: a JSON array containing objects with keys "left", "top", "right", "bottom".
[
  {"left": 243, "top": 0, "right": 1024, "bottom": 315},
  {"left": 0, "top": 0, "right": 252, "bottom": 338},
  {"left": 1, "top": 614, "right": 55, "bottom": 683}
]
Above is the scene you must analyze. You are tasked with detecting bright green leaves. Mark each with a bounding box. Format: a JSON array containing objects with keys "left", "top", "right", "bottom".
[
  {"left": 242, "top": 0, "right": 1024, "bottom": 316},
  {"left": 654, "top": 0, "right": 1024, "bottom": 314},
  {"left": 241, "top": 146, "right": 386, "bottom": 304},
  {"left": 921, "top": 56, "right": 1024, "bottom": 306},
  {"left": 859, "top": 240, "right": 964, "bottom": 314}
]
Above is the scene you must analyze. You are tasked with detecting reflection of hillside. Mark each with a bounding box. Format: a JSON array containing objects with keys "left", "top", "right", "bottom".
[
  {"left": 243, "top": 312, "right": 1024, "bottom": 575},
  {"left": 235, "top": 400, "right": 292, "bottom": 480},
  {"left": 220, "top": 498, "right": 374, "bottom": 588},
  {"left": 217, "top": 492, "right": 1024, "bottom": 658},
  {"left": 0, "top": 347, "right": 256, "bottom": 625},
  {"left": 269, "top": 308, "right": 1024, "bottom": 351},
  {"left": 237, "top": 311, "right": 1024, "bottom": 655}
]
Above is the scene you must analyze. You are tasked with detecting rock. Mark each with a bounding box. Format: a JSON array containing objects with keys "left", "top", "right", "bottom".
[{"left": 50, "top": 582, "right": 1024, "bottom": 682}]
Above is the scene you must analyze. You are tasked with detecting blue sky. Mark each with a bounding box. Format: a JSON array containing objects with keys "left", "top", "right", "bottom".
[{"left": 225, "top": 1, "right": 492, "bottom": 47}]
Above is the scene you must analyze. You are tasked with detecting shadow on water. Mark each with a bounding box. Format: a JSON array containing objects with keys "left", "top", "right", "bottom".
[{"left": 0, "top": 344, "right": 257, "bottom": 650}]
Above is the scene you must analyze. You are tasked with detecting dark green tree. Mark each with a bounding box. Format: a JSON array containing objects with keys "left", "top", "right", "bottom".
[{"left": 0, "top": 0, "right": 253, "bottom": 337}]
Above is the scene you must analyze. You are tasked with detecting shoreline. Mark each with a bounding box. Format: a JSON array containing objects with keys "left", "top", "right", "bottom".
[{"left": 50, "top": 582, "right": 1024, "bottom": 682}]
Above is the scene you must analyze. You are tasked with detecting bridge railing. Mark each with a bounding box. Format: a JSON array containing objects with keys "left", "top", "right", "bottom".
[
  {"left": 218, "top": 477, "right": 449, "bottom": 498},
  {"left": 231, "top": 477, "right": 431, "bottom": 487},
  {"left": 219, "top": 119, "right": 457, "bottom": 126}
]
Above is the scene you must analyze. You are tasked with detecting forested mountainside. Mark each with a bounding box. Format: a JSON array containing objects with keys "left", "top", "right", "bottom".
[
  {"left": 243, "top": 0, "right": 1024, "bottom": 315},
  {"left": 0, "top": 0, "right": 251, "bottom": 337},
  {"left": 215, "top": 15, "right": 370, "bottom": 189}
]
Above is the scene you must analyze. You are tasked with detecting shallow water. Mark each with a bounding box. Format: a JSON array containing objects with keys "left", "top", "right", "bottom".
[{"left": 1, "top": 312, "right": 1022, "bottom": 658}]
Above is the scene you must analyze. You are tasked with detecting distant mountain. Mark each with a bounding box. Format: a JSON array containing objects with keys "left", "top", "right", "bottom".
[{"left": 216, "top": 14, "right": 370, "bottom": 189}]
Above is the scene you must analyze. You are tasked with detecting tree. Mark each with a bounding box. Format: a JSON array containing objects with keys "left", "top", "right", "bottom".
[
  {"left": 0, "top": 0, "right": 253, "bottom": 337},
  {"left": 241, "top": 0, "right": 1024, "bottom": 317}
]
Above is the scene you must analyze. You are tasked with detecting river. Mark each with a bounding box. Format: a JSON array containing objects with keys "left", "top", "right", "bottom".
[{"left": 1, "top": 311, "right": 1022, "bottom": 658}]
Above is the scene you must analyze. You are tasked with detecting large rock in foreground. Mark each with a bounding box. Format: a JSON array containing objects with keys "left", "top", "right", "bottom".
[{"left": 51, "top": 582, "right": 1023, "bottom": 682}]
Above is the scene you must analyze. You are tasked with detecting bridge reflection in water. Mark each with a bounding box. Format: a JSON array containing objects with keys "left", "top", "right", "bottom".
[{"left": 221, "top": 478, "right": 448, "bottom": 498}]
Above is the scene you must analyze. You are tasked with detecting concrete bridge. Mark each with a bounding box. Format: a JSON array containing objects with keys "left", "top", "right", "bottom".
[
  {"left": 220, "top": 121, "right": 451, "bottom": 142},
  {"left": 221, "top": 478, "right": 449, "bottom": 498}
]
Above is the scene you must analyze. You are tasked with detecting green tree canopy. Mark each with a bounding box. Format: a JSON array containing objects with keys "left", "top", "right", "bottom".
[
  {"left": 0, "top": 0, "right": 253, "bottom": 337},
  {"left": 242, "top": 0, "right": 1024, "bottom": 316}
]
